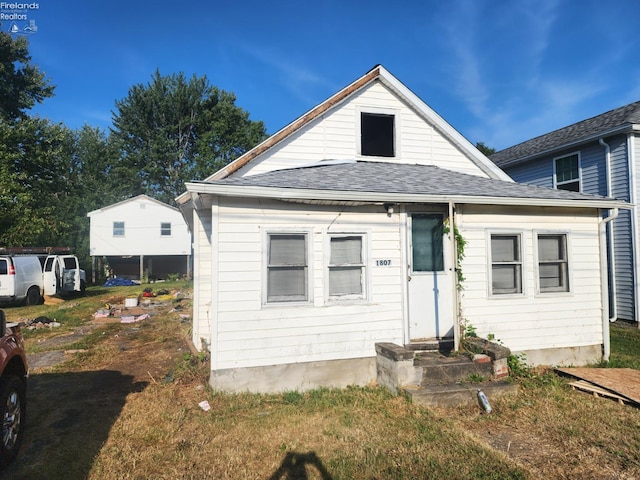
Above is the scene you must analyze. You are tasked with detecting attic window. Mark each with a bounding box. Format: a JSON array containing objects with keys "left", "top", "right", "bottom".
[{"left": 361, "top": 112, "right": 395, "bottom": 157}]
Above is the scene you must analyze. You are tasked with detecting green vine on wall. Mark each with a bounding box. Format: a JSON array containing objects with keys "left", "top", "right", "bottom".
[{"left": 443, "top": 218, "right": 467, "bottom": 290}]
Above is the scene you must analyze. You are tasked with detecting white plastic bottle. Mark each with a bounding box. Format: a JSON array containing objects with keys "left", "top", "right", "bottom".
[{"left": 477, "top": 389, "right": 492, "bottom": 413}]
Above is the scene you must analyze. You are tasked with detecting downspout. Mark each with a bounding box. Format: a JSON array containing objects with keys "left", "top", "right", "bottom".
[
  {"left": 600, "top": 207, "right": 619, "bottom": 362},
  {"left": 600, "top": 138, "right": 617, "bottom": 322},
  {"left": 449, "top": 201, "right": 460, "bottom": 352}
]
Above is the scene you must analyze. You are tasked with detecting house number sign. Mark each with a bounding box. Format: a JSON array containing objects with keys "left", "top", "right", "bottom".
[{"left": 375, "top": 259, "right": 392, "bottom": 266}]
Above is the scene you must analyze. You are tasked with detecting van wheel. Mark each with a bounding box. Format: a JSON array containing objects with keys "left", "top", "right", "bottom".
[
  {"left": 25, "top": 287, "right": 40, "bottom": 306},
  {"left": 0, "top": 376, "right": 26, "bottom": 466},
  {"left": 80, "top": 280, "right": 86, "bottom": 294}
]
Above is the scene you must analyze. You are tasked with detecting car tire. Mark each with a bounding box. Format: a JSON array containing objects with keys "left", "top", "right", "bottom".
[
  {"left": 0, "top": 376, "right": 26, "bottom": 467},
  {"left": 25, "top": 286, "right": 40, "bottom": 306}
]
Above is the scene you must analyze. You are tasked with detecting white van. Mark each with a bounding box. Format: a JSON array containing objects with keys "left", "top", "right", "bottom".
[
  {"left": 42, "top": 254, "right": 86, "bottom": 296},
  {"left": 0, "top": 256, "right": 43, "bottom": 306}
]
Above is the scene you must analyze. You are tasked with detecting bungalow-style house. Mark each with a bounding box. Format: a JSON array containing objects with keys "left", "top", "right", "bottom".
[
  {"left": 491, "top": 102, "right": 640, "bottom": 324},
  {"left": 87, "top": 195, "right": 192, "bottom": 282},
  {"left": 177, "top": 65, "right": 628, "bottom": 393}
]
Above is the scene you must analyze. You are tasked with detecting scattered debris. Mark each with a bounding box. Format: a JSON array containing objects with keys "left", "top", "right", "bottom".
[
  {"left": 199, "top": 400, "right": 211, "bottom": 412},
  {"left": 27, "top": 316, "right": 61, "bottom": 329},
  {"left": 103, "top": 278, "right": 140, "bottom": 287}
]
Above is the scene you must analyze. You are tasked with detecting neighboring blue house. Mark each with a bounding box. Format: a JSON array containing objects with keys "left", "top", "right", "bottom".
[{"left": 491, "top": 102, "right": 640, "bottom": 324}]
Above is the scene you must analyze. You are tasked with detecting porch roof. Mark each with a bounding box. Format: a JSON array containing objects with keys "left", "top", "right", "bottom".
[{"left": 185, "top": 160, "right": 630, "bottom": 210}]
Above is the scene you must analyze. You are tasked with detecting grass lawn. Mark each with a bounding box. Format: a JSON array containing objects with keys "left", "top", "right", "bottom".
[{"left": 3, "top": 285, "right": 640, "bottom": 479}]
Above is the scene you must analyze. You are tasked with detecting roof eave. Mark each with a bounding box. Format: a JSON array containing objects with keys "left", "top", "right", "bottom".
[
  {"left": 497, "top": 124, "right": 635, "bottom": 169},
  {"left": 185, "top": 182, "right": 630, "bottom": 210}
]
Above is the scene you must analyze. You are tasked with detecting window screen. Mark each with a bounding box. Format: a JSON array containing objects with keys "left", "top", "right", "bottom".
[
  {"left": 491, "top": 234, "right": 522, "bottom": 294},
  {"left": 267, "top": 234, "right": 308, "bottom": 302},
  {"left": 329, "top": 236, "right": 364, "bottom": 298},
  {"left": 538, "top": 234, "right": 569, "bottom": 292}
]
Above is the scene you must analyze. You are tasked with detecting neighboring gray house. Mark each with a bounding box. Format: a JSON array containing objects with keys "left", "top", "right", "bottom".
[{"left": 491, "top": 102, "right": 640, "bottom": 324}]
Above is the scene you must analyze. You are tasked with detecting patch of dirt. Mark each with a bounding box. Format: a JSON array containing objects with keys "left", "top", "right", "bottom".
[{"left": 4, "top": 294, "right": 195, "bottom": 479}]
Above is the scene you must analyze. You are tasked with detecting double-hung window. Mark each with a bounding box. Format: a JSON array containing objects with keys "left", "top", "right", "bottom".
[
  {"left": 554, "top": 153, "right": 580, "bottom": 192},
  {"left": 490, "top": 234, "right": 522, "bottom": 295},
  {"left": 266, "top": 233, "right": 308, "bottom": 303},
  {"left": 113, "top": 221, "right": 125, "bottom": 237},
  {"left": 537, "top": 234, "right": 569, "bottom": 293},
  {"left": 161, "top": 222, "right": 171, "bottom": 236},
  {"left": 328, "top": 234, "right": 366, "bottom": 300}
]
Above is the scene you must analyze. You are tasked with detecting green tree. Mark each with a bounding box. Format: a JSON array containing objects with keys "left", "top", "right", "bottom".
[
  {"left": 0, "top": 117, "right": 74, "bottom": 246},
  {"left": 0, "top": 32, "right": 54, "bottom": 122},
  {"left": 475, "top": 141, "right": 496, "bottom": 156},
  {"left": 57, "top": 125, "right": 124, "bottom": 271},
  {"left": 111, "top": 70, "right": 267, "bottom": 205}
]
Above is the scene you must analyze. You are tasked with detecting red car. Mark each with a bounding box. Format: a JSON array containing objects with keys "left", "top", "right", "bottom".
[{"left": 0, "top": 309, "right": 27, "bottom": 466}]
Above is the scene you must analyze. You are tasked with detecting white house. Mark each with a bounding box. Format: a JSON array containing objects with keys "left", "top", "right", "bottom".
[
  {"left": 88, "top": 195, "right": 191, "bottom": 281},
  {"left": 177, "top": 65, "right": 628, "bottom": 393}
]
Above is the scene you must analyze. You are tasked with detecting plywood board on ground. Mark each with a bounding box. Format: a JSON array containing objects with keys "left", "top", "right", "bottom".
[{"left": 556, "top": 367, "right": 640, "bottom": 406}]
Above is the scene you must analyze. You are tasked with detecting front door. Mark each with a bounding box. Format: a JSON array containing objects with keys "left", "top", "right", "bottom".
[{"left": 407, "top": 213, "right": 454, "bottom": 340}]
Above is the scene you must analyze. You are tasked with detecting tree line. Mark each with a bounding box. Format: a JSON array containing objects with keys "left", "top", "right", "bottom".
[{"left": 0, "top": 33, "right": 268, "bottom": 279}]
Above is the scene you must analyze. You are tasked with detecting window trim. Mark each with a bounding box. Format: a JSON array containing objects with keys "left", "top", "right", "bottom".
[
  {"left": 488, "top": 231, "right": 525, "bottom": 297},
  {"left": 553, "top": 152, "right": 581, "bottom": 192},
  {"left": 325, "top": 232, "right": 369, "bottom": 303},
  {"left": 535, "top": 232, "right": 571, "bottom": 294},
  {"left": 113, "top": 221, "right": 125, "bottom": 237},
  {"left": 263, "top": 229, "right": 312, "bottom": 306},
  {"left": 356, "top": 106, "right": 400, "bottom": 159}
]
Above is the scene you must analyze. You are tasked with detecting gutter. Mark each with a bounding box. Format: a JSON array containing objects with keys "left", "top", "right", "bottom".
[
  {"left": 600, "top": 138, "right": 617, "bottom": 322},
  {"left": 600, "top": 207, "right": 619, "bottom": 362}
]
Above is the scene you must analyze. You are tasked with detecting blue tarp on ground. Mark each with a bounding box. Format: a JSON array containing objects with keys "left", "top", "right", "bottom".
[{"left": 103, "top": 278, "right": 140, "bottom": 287}]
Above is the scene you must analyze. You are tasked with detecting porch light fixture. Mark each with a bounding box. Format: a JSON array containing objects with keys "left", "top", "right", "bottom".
[{"left": 383, "top": 203, "right": 394, "bottom": 216}]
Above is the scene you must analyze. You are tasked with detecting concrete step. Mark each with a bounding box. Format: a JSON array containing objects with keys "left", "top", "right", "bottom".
[
  {"left": 404, "top": 380, "right": 517, "bottom": 408},
  {"left": 405, "top": 338, "right": 454, "bottom": 355},
  {"left": 416, "top": 353, "right": 493, "bottom": 385}
]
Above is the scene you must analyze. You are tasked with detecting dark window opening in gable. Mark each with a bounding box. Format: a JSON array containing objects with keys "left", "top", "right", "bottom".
[{"left": 361, "top": 112, "right": 395, "bottom": 157}]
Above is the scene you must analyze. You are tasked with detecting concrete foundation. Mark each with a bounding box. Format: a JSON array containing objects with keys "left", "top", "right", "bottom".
[
  {"left": 519, "top": 344, "right": 603, "bottom": 367},
  {"left": 209, "top": 357, "right": 377, "bottom": 393}
]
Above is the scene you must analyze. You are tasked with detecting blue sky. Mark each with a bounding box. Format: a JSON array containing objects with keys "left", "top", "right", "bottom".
[{"left": 7, "top": 0, "right": 640, "bottom": 151}]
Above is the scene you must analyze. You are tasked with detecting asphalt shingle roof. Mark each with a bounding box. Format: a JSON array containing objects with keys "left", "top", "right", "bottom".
[
  {"left": 211, "top": 160, "right": 620, "bottom": 203},
  {"left": 491, "top": 101, "right": 640, "bottom": 167}
]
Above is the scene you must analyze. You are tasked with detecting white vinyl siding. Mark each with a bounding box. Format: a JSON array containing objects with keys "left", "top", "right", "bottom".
[
  {"left": 211, "top": 198, "right": 403, "bottom": 370},
  {"left": 233, "top": 81, "right": 491, "bottom": 179},
  {"left": 88, "top": 195, "right": 191, "bottom": 257},
  {"left": 458, "top": 204, "right": 604, "bottom": 354}
]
